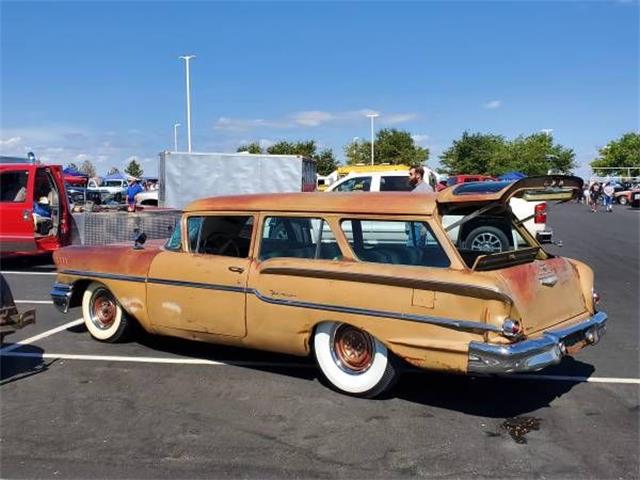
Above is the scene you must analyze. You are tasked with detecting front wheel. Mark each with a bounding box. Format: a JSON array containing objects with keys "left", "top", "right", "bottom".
[
  {"left": 313, "top": 322, "right": 399, "bottom": 398},
  {"left": 618, "top": 196, "right": 628, "bottom": 205},
  {"left": 82, "top": 282, "right": 132, "bottom": 342}
]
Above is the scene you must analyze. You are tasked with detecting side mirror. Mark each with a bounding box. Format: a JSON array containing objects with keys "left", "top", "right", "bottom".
[{"left": 133, "top": 230, "right": 147, "bottom": 250}]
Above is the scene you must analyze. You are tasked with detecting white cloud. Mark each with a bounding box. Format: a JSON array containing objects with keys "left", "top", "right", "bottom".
[
  {"left": 540, "top": 128, "right": 554, "bottom": 135},
  {"left": 292, "top": 111, "right": 335, "bottom": 126},
  {"left": 483, "top": 100, "right": 502, "bottom": 109},
  {"left": 411, "top": 134, "right": 430, "bottom": 145},
  {"left": 214, "top": 108, "right": 417, "bottom": 132},
  {"left": 0, "top": 136, "right": 22, "bottom": 147}
]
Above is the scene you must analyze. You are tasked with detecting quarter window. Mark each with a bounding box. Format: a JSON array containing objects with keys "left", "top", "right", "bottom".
[
  {"left": 187, "top": 215, "right": 253, "bottom": 258},
  {"left": 333, "top": 176, "right": 372, "bottom": 192},
  {"left": 380, "top": 176, "right": 412, "bottom": 192},
  {"left": 0, "top": 170, "right": 29, "bottom": 202},
  {"left": 341, "top": 219, "right": 450, "bottom": 268},
  {"left": 164, "top": 219, "right": 182, "bottom": 251},
  {"left": 260, "top": 216, "right": 341, "bottom": 260}
]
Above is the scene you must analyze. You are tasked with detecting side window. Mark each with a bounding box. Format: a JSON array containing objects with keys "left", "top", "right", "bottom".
[
  {"left": 0, "top": 170, "right": 29, "bottom": 202},
  {"left": 260, "top": 216, "right": 341, "bottom": 261},
  {"left": 333, "top": 176, "right": 371, "bottom": 192},
  {"left": 165, "top": 219, "right": 182, "bottom": 251},
  {"left": 341, "top": 219, "right": 450, "bottom": 268},
  {"left": 380, "top": 176, "right": 412, "bottom": 192},
  {"left": 188, "top": 215, "right": 253, "bottom": 258}
]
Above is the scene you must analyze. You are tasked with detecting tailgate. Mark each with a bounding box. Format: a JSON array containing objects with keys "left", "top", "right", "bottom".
[{"left": 497, "top": 257, "right": 587, "bottom": 335}]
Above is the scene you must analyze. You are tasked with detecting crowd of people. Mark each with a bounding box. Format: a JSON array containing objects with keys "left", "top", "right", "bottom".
[{"left": 582, "top": 181, "right": 616, "bottom": 213}]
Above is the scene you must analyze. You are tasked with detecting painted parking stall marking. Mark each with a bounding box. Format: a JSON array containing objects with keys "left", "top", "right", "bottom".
[{"left": 0, "top": 318, "right": 84, "bottom": 353}]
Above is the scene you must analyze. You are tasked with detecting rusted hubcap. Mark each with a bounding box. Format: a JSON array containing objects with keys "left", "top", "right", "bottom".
[
  {"left": 91, "top": 290, "right": 117, "bottom": 329},
  {"left": 332, "top": 324, "right": 374, "bottom": 373}
]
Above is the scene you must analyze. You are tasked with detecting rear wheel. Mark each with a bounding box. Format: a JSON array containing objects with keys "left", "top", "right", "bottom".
[
  {"left": 82, "top": 282, "right": 132, "bottom": 342},
  {"left": 618, "top": 196, "right": 628, "bottom": 205},
  {"left": 464, "top": 226, "right": 510, "bottom": 253},
  {"left": 313, "top": 322, "right": 398, "bottom": 398}
]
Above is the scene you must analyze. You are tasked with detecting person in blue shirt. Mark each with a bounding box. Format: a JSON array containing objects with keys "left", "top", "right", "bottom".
[{"left": 126, "top": 176, "right": 144, "bottom": 212}]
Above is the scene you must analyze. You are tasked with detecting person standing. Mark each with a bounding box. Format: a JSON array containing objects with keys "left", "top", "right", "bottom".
[
  {"left": 126, "top": 176, "right": 144, "bottom": 212},
  {"left": 408, "top": 166, "right": 434, "bottom": 193},
  {"left": 589, "top": 182, "right": 601, "bottom": 213},
  {"left": 603, "top": 182, "right": 615, "bottom": 212}
]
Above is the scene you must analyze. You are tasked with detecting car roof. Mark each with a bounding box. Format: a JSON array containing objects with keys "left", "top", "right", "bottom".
[{"left": 185, "top": 192, "right": 437, "bottom": 215}]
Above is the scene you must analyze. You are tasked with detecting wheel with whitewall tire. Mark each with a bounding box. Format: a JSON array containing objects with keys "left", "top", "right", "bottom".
[
  {"left": 82, "top": 281, "right": 132, "bottom": 342},
  {"left": 313, "top": 322, "right": 399, "bottom": 398}
]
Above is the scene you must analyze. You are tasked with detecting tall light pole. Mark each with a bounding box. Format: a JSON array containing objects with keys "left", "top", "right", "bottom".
[
  {"left": 173, "top": 123, "right": 181, "bottom": 152},
  {"left": 179, "top": 55, "right": 196, "bottom": 153},
  {"left": 366, "top": 113, "right": 379, "bottom": 165}
]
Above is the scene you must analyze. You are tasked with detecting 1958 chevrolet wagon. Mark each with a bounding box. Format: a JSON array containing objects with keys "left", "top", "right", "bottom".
[{"left": 51, "top": 176, "right": 607, "bottom": 397}]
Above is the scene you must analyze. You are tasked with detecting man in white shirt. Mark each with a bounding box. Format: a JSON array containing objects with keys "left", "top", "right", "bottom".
[{"left": 603, "top": 182, "right": 615, "bottom": 212}]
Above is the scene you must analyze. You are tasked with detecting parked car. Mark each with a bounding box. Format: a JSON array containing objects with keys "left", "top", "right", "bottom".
[
  {"left": 0, "top": 155, "right": 72, "bottom": 255},
  {"left": 630, "top": 188, "right": 640, "bottom": 209},
  {"left": 51, "top": 176, "right": 606, "bottom": 398},
  {"left": 1, "top": 274, "right": 35, "bottom": 342},
  {"left": 446, "top": 174, "right": 496, "bottom": 187},
  {"left": 135, "top": 189, "right": 159, "bottom": 207},
  {"left": 327, "top": 171, "right": 553, "bottom": 248}
]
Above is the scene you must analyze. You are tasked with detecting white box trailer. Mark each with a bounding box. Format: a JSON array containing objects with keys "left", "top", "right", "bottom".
[{"left": 159, "top": 152, "right": 316, "bottom": 210}]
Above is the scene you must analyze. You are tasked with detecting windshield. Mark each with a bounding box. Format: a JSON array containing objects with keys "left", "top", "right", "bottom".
[
  {"left": 103, "top": 180, "right": 123, "bottom": 187},
  {"left": 440, "top": 203, "right": 542, "bottom": 270}
]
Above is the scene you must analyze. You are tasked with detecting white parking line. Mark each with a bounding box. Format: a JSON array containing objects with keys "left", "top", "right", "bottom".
[
  {"left": 14, "top": 300, "right": 53, "bottom": 304},
  {"left": 506, "top": 373, "right": 640, "bottom": 385},
  {"left": 0, "top": 318, "right": 84, "bottom": 353},
  {"left": 1, "top": 271, "right": 56, "bottom": 276}
]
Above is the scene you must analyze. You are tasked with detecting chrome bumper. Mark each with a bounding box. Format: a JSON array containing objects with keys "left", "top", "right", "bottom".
[
  {"left": 468, "top": 311, "right": 608, "bottom": 374},
  {"left": 50, "top": 282, "right": 74, "bottom": 313}
]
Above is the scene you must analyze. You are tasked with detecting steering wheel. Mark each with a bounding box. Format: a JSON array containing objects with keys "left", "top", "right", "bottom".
[{"left": 202, "top": 234, "right": 241, "bottom": 257}]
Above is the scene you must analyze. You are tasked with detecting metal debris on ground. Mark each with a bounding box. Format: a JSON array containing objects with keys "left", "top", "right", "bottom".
[{"left": 501, "top": 416, "right": 542, "bottom": 444}]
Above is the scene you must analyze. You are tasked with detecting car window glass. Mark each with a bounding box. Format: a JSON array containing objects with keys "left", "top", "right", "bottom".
[
  {"left": 189, "top": 215, "right": 254, "bottom": 258},
  {"left": 380, "top": 176, "right": 412, "bottom": 192},
  {"left": 1, "top": 170, "right": 29, "bottom": 202},
  {"left": 341, "top": 219, "right": 450, "bottom": 268},
  {"left": 333, "top": 176, "right": 371, "bottom": 192},
  {"left": 165, "top": 219, "right": 182, "bottom": 251},
  {"left": 260, "top": 217, "right": 341, "bottom": 261}
]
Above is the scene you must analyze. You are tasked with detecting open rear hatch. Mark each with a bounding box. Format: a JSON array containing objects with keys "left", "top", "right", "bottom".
[{"left": 438, "top": 175, "right": 587, "bottom": 335}]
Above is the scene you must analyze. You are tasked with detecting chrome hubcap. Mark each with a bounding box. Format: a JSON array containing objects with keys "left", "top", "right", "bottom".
[
  {"left": 331, "top": 324, "right": 374, "bottom": 374},
  {"left": 90, "top": 289, "right": 117, "bottom": 330}
]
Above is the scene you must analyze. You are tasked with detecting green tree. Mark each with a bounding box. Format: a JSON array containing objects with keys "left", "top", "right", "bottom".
[
  {"left": 267, "top": 140, "right": 316, "bottom": 157},
  {"left": 439, "top": 131, "right": 576, "bottom": 176},
  {"left": 344, "top": 129, "right": 428, "bottom": 166},
  {"left": 78, "top": 159, "right": 97, "bottom": 178},
  {"left": 507, "top": 133, "right": 576, "bottom": 176},
  {"left": 237, "top": 142, "right": 263, "bottom": 154},
  {"left": 314, "top": 148, "right": 338, "bottom": 176},
  {"left": 107, "top": 167, "right": 120, "bottom": 175},
  {"left": 124, "top": 158, "right": 143, "bottom": 178},
  {"left": 439, "top": 132, "right": 509, "bottom": 175},
  {"left": 590, "top": 132, "right": 640, "bottom": 177}
]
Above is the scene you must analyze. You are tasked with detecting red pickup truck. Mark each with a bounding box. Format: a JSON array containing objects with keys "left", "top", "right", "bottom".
[{"left": 0, "top": 154, "right": 72, "bottom": 256}]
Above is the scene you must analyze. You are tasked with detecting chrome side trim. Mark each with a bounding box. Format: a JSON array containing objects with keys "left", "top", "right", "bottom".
[
  {"left": 59, "top": 269, "right": 499, "bottom": 333},
  {"left": 259, "top": 266, "right": 513, "bottom": 304},
  {"left": 468, "top": 311, "right": 608, "bottom": 374},
  {"left": 252, "top": 289, "right": 501, "bottom": 334},
  {"left": 50, "top": 282, "right": 74, "bottom": 313}
]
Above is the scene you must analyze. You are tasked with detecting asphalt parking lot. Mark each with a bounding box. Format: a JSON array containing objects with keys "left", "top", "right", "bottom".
[{"left": 1, "top": 202, "right": 638, "bottom": 479}]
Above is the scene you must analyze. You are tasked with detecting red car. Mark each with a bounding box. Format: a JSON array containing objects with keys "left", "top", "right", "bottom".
[
  {"left": 446, "top": 174, "right": 496, "bottom": 187},
  {"left": 0, "top": 154, "right": 72, "bottom": 255}
]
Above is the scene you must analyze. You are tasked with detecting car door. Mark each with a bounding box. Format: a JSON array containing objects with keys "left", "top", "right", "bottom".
[
  {"left": 146, "top": 213, "right": 255, "bottom": 337},
  {"left": 0, "top": 167, "right": 37, "bottom": 253}
]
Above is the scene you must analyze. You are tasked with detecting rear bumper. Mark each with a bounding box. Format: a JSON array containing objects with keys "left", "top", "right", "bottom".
[
  {"left": 535, "top": 229, "right": 553, "bottom": 243},
  {"left": 468, "top": 311, "right": 607, "bottom": 374},
  {"left": 51, "top": 282, "right": 74, "bottom": 313}
]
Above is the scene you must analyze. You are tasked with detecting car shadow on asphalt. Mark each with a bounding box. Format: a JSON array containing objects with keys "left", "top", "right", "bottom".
[
  {"left": 0, "top": 344, "right": 59, "bottom": 385},
  {"left": 0, "top": 253, "right": 56, "bottom": 272}
]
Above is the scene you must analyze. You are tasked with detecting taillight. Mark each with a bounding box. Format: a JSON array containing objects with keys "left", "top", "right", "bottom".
[{"left": 534, "top": 202, "right": 547, "bottom": 224}]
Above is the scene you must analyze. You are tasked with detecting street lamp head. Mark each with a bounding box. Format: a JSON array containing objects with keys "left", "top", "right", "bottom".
[
  {"left": 174, "top": 123, "right": 181, "bottom": 128},
  {"left": 179, "top": 55, "right": 196, "bottom": 61},
  {"left": 366, "top": 113, "right": 380, "bottom": 118}
]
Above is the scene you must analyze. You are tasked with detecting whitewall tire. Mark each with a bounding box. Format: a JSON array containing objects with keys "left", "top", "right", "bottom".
[
  {"left": 313, "top": 322, "right": 399, "bottom": 398},
  {"left": 82, "top": 281, "right": 131, "bottom": 342}
]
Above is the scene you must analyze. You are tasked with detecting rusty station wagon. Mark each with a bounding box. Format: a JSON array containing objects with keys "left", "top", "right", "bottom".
[{"left": 51, "top": 176, "right": 607, "bottom": 397}]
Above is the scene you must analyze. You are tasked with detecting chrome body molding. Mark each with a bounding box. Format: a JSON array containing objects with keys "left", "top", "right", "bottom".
[
  {"left": 55, "top": 269, "right": 504, "bottom": 334},
  {"left": 468, "top": 311, "right": 608, "bottom": 374},
  {"left": 50, "top": 282, "right": 74, "bottom": 313}
]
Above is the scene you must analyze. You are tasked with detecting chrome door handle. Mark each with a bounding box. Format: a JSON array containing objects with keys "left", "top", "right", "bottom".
[{"left": 228, "top": 266, "right": 245, "bottom": 273}]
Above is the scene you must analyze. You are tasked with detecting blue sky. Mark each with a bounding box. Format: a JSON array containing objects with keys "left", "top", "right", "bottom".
[{"left": 1, "top": 1, "right": 638, "bottom": 178}]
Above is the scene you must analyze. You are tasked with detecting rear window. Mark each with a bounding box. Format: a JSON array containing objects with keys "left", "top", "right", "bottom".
[
  {"left": 380, "top": 175, "right": 412, "bottom": 192},
  {"left": 260, "top": 216, "right": 341, "bottom": 261},
  {"left": 340, "top": 219, "right": 450, "bottom": 268},
  {"left": 1, "top": 170, "right": 29, "bottom": 202}
]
